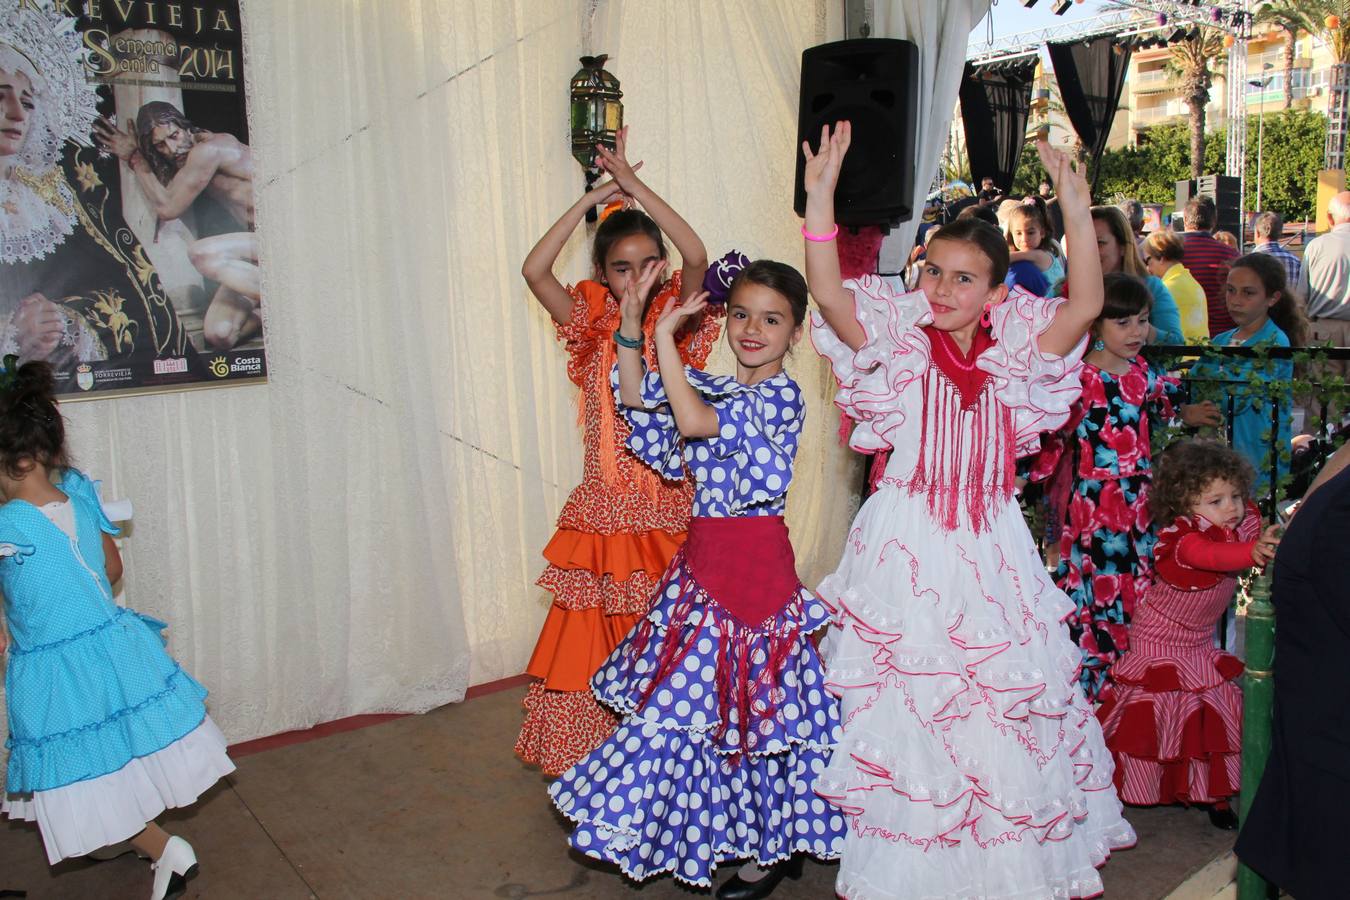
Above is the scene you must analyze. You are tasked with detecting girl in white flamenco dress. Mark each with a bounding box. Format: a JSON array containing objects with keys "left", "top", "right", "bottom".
[{"left": 800, "top": 126, "right": 1135, "bottom": 899}]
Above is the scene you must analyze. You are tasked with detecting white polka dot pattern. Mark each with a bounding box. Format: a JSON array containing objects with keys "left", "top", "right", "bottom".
[{"left": 610, "top": 365, "right": 804, "bottom": 519}]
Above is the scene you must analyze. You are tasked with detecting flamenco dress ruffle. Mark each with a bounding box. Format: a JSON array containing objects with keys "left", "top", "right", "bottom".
[
  {"left": 516, "top": 273, "right": 722, "bottom": 776},
  {"left": 1095, "top": 511, "right": 1258, "bottom": 806},
  {"left": 549, "top": 546, "right": 845, "bottom": 888},
  {"left": 1, "top": 470, "right": 234, "bottom": 864},
  {"left": 810, "top": 277, "right": 1136, "bottom": 900}
]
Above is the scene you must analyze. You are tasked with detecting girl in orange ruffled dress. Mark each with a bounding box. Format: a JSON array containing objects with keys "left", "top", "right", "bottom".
[{"left": 515, "top": 128, "right": 721, "bottom": 775}]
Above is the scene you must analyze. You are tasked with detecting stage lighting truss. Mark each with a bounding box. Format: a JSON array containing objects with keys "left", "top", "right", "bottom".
[
  {"left": 1103, "top": 0, "right": 1252, "bottom": 37},
  {"left": 968, "top": 0, "right": 1252, "bottom": 66}
]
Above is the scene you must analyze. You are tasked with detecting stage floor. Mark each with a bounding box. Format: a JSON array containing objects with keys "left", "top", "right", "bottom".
[{"left": 1, "top": 683, "right": 1237, "bottom": 898}]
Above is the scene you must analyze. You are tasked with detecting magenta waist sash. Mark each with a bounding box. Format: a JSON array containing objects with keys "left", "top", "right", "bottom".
[{"left": 683, "top": 515, "right": 800, "bottom": 627}]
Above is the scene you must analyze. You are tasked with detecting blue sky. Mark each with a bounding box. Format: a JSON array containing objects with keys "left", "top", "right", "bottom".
[{"left": 976, "top": 0, "right": 1113, "bottom": 43}]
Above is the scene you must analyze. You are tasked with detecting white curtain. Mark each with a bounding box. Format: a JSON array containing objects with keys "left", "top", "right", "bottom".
[
  {"left": 874, "top": 0, "right": 992, "bottom": 273},
  {"left": 3, "top": 1, "right": 993, "bottom": 747},
  {"left": 2, "top": 0, "right": 873, "bottom": 748}
]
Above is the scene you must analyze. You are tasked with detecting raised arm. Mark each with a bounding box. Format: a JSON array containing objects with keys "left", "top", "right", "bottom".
[
  {"left": 615, "top": 260, "right": 665, "bottom": 408},
  {"left": 652, "top": 292, "right": 718, "bottom": 438},
  {"left": 596, "top": 128, "right": 707, "bottom": 302},
  {"left": 520, "top": 175, "right": 629, "bottom": 325},
  {"left": 802, "top": 122, "right": 865, "bottom": 351},
  {"left": 1037, "top": 142, "right": 1103, "bottom": 357}
]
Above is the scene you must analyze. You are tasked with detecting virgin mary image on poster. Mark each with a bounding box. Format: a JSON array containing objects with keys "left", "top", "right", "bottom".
[{"left": 1, "top": 0, "right": 265, "bottom": 398}]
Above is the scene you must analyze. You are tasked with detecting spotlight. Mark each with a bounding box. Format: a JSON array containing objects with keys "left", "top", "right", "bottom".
[
  {"left": 1051, "top": 0, "right": 1072, "bottom": 14},
  {"left": 1019, "top": 0, "right": 1039, "bottom": 7}
]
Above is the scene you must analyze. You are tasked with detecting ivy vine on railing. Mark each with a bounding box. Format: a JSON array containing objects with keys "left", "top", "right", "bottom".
[{"left": 1147, "top": 341, "right": 1350, "bottom": 511}]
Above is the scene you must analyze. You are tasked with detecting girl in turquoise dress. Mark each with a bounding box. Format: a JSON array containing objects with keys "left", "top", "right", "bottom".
[
  {"left": 0, "top": 361, "right": 233, "bottom": 900},
  {"left": 1190, "top": 253, "right": 1308, "bottom": 500}
]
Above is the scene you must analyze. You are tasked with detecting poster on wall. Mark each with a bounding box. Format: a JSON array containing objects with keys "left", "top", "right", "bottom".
[{"left": 1, "top": 0, "right": 264, "bottom": 400}]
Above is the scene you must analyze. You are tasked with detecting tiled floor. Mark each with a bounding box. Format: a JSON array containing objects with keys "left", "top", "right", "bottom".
[{"left": 0, "top": 684, "right": 1236, "bottom": 899}]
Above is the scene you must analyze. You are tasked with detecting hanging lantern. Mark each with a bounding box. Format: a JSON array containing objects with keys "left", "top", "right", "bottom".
[
  {"left": 570, "top": 54, "right": 623, "bottom": 180},
  {"left": 1327, "top": 14, "right": 1342, "bottom": 30},
  {"left": 1223, "top": 34, "right": 1235, "bottom": 48},
  {"left": 1157, "top": 13, "right": 1168, "bottom": 27}
]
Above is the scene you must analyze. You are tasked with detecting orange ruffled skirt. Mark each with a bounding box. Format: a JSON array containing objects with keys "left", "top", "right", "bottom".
[{"left": 514, "top": 527, "right": 682, "bottom": 776}]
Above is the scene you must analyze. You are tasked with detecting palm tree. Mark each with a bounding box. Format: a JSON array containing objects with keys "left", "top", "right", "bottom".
[
  {"left": 1255, "top": 0, "right": 1316, "bottom": 109},
  {"left": 1167, "top": 29, "right": 1229, "bottom": 178},
  {"left": 1303, "top": 1, "right": 1350, "bottom": 167},
  {"left": 1305, "top": 0, "right": 1350, "bottom": 60}
]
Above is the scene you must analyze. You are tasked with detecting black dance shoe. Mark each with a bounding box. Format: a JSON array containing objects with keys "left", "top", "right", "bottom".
[
  {"left": 1208, "top": 806, "right": 1239, "bottom": 830},
  {"left": 716, "top": 855, "right": 805, "bottom": 900}
]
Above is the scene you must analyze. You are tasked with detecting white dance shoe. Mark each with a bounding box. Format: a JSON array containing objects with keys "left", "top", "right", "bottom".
[{"left": 150, "top": 836, "right": 198, "bottom": 900}]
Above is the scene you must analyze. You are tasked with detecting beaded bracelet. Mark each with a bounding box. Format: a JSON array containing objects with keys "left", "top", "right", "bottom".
[
  {"left": 802, "top": 223, "right": 840, "bottom": 242},
  {"left": 613, "top": 328, "right": 643, "bottom": 350}
]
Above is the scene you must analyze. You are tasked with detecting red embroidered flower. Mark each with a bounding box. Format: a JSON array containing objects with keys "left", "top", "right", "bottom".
[
  {"left": 1082, "top": 371, "right": 1108, "bottom": 406},
  {"left": 1104, "top": 422, "right": 1141, "bottom": 472},
  {"left": 1092, "top": 573, "right": 1121, "bottom": 608},
  {"left": 1103, "top": 621, "right": 1130, "bottom": 655},
  {"left": 1061, "top": 561, "right": 1084, "bottom": 590},
  {"left": 1097, "top": 480, "right": 1135, "bottom": 533},
  {"left": 1068, "top": 492, "right": 1097, "bottom": 539},
  {"left": 1117, "top": 365, "right": 1147, "bottom": 406},
  {"left": 1134, "top": 484, "right": 1154, "bottom": 532}
]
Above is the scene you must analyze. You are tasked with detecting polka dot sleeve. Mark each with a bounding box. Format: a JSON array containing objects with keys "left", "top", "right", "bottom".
[{"left": 610, "top": 362, "right": 686, "bottom": 481}]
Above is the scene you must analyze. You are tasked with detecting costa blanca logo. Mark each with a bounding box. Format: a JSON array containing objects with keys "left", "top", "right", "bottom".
[
  {"left": 153, "top": 357, "right": 188, "bottom": 375},
  {"left": 209, "top": 356, "right": 230, "bottom": 378},
  {"left": 229, "top": 355, "right": 263, "bottom": 375},
  {"left": 76, "top": 364, "right": 93, "bottom": 391}
]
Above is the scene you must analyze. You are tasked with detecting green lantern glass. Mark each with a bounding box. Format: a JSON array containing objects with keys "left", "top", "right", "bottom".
[{"left": 570, "top": 54, "right": 623, "bottom": 173}]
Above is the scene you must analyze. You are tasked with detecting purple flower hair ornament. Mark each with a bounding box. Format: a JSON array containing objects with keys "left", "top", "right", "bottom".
[{"left": 700, "top": 250, "right": 750, "bottom": 305}]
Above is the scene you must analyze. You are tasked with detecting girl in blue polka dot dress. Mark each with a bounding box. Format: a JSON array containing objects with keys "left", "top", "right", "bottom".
[
  {"left": 549, "top": 258, "right": 845, "bottom": 897},
  {"left": 0, "top": 361, "right": 234, "bottom": 900}
]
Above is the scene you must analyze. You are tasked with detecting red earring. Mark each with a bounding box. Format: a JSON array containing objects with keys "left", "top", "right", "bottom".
[{"left": 980, "top": 304, "right": 992, "bottom": 329}]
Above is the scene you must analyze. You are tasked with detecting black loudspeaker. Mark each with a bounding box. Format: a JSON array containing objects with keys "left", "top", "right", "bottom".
[
  {"left": 794, "top": 39, "right": 919, "bottom": 227},
  {"left": 1177, "top": 175, "right": 1241, "bottom": 237}
]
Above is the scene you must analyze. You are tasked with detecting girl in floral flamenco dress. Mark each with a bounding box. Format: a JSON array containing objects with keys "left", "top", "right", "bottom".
[
  {"left": 516, "top": 128, "right": 721, "bottom": 775},
  {"left": 1097, "top": 441, "right": 1280, "bottom": 830},
  {"left": 802, "top": 124, "right": 1135, "bottom": 899},
  {"left": 550, "top": 258, "right": 845, "bottom": 898},
  {"left": 1025, "top": 272, "right": 1222, "bottom": 702}
]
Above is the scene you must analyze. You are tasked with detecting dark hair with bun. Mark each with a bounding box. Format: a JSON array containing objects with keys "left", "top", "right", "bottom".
[
  {"left": 729, "top": 259, "right": 809, "bottom": 326},
  {"left": 0, "top": 361, "right": 68, "bottom": 480}
]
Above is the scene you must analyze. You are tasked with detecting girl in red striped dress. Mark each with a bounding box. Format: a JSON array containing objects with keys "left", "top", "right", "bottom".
[{"left": 1097, "top": 441, "right": 1280, "bottom": 829}]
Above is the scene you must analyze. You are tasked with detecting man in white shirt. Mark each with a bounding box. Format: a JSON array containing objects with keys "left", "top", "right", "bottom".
[{"left": 1300, "top": 192, "right": 1350, "bottom": 348}]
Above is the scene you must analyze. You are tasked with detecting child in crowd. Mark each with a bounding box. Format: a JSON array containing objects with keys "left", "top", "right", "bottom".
[
  {"left": 515, "top": 128, "right": 720, "bottom": 775},
  {"left": 802, "top": 123, "right": 1134, "bottom": 899},
  {"left": 1097, "top": 441, "right": 1279, "bottom": 830},
  {"left": 1190, "top": 252, "right": 1307, "bottom": 500},
  {"left": 1006, "top": 201, "right": 1065, "bottom": 296},
  {"left": 550, "top": 259, "right": 844, "bottom": 897},
  {"left": 1026, "top": 273, "right": 1222, "bottom": 701},
  {"left": 0, "top": 361, "right": 234, "bottom": 900}
]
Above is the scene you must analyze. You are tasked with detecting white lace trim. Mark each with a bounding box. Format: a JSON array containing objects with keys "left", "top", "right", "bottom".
[{"left": 0, "top": 174, "right": 76, "bottom": 264}]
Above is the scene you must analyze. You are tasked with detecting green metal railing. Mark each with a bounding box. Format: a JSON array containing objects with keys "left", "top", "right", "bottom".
[
  {"left": 1237, "top": 567, "right": 1276, "bottom": 900},
  {"left": 1145, "top": 343, "right": 1350, "bottom": 900}
]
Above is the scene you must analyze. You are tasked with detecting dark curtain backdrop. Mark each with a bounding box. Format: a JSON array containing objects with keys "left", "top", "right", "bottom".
[
  {"left": 959, "top": 58, "right": 1038, "bottom": 193},
  {"left": 1048, "top": 36, "right": 1133, "bottom": 191}
]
